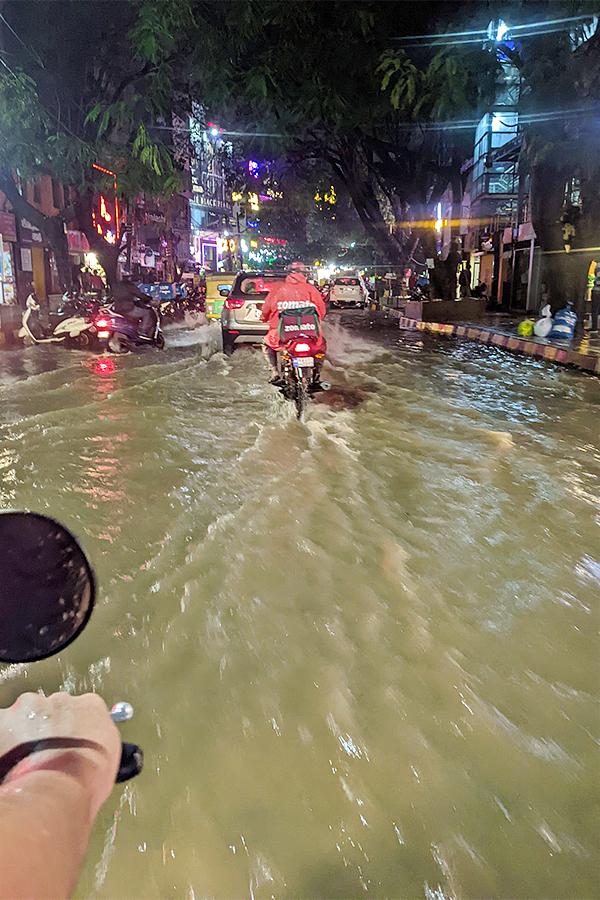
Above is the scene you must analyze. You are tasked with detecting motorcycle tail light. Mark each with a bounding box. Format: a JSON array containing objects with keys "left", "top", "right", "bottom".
[
  {"left": 95, "top": 318, "right": 109, "bottom": 328},
  {"left": 293, "top": 342, "right": 312, "bottom": 353}
]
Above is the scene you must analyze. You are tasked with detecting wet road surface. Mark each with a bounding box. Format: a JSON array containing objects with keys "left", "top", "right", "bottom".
[{"left": 0, "top": 315, "right": 599, "bottom": 899}]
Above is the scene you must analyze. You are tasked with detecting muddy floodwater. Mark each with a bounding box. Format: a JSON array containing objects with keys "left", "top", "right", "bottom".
[{"left": 0, "top": 316, "right": 598, "bottom": 899}]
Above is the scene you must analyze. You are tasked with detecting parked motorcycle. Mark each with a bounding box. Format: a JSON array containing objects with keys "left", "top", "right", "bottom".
[
  {"left": 0, "top": 510, "right": 143, "bottom": 783},
  {"left": 183, "top": 286, "right": 205, "bottom": 314},
  {"left": 19, "top": 294, "right": 95, "bottom": 348},
  {"left": 52, "top": 290, "right": 104, "bottom": 323},
  {"left": 276, "top": 307, "right": 330, "bottom": 418},
  {"left": 162, "top": 287, "right": 205, "bottom": 323},
  {"left": 92, "top": 299, "right": 165, "bottom": 353}
]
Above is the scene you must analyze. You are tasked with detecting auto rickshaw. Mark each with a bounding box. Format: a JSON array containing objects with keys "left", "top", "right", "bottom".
[{"left": 205, "top": 273, "right": 235, "bottom": 320}]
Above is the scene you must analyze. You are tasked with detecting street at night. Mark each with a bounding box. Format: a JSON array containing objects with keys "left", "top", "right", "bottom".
[
  {"left": 1, "top": 317, "right": 599, "bottom": 898},
  {"left": 0, "top": 2, "right": 599, "bottom": 899}
]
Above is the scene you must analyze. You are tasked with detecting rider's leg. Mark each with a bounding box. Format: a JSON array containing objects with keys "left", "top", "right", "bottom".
[
  {"left": 138, "top": 307, "right": 154, "bottom": 336},
  {"left": 262, "top": 341, "right": 279, "bottom": 379},
  {"left": 128, "top": 306, "right": 154, "bottom": 336}
]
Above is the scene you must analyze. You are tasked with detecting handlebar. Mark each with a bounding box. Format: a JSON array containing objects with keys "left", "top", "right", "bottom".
[
  {"left": 117, "top": 742, "right": 144, "bottom": 782},
  {"left": 0, "top": 700, "right": 143, "bottom": 786},
  {"left": 110, "top": 702, "right": 143, "bottom": 783}
]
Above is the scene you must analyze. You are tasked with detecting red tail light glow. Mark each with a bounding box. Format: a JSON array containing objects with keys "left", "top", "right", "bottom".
[
  {"left": 95, "top": 318, "right": 109, "bottom": 328},
  {"left": 93, "top": 359, "right": 115, "bottom": 375},
  {"left": 224, "top": 297, "right": 245, "bottom": 309},
  {"left": 294, "top": 342, "right": 312, "bottom": 353}
]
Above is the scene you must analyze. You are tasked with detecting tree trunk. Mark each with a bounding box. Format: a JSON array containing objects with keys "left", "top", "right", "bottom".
[
  {"left": 410, "top": 203, "right": 460, "bottom": 300},
  {"left": 0, "top": 172, "right": 74, "bottom": 291},
  {"left": 529, "top": 154, "right": 594, "bottom": 328},
  {"left": 328, "top": 152, "right": 407, "bottom": 270}
]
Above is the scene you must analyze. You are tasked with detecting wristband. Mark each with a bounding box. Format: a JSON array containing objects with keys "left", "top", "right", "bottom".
[{"left": 0, "top": 738, "right": 101, "bottom": 784}]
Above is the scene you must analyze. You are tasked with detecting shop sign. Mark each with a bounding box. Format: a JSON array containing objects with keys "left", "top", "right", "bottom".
[
  {"left": 66, "top": 230, "right": 91, "bottom": 252},
  {"left": 20, "top": 247, "right": 33, "bottom": 272},
  {"left": 0, "top": 212, "right": 17, "bottom": 242},
  {"left": 18, "top": 217, "right": 43, "bottom": 245},
  {"left": 517, "top": 222, "right": 536, "bottom": 242},
  {"left": 143, "top": 210, "right": 166, "bottom": 224}
]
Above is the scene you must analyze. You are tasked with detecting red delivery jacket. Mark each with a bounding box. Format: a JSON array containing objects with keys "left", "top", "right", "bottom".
[{"left": 260, "top": 272, "right": 326, "bottom": 350}]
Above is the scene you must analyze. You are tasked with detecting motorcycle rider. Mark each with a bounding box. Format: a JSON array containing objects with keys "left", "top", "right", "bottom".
[
  {"left": 260, "top": 261, "right": 326, "bottom": 384},
  {"left": 111, "top": 280, "right": 155, "bottom": 337},
  {"left": 0, "top": 691, "right": 121, "bottom": 900}
]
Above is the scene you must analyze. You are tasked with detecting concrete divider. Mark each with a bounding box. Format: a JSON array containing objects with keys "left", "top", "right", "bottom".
[{"left": 396, "top": 316, "right": 600, "bottom": 377}]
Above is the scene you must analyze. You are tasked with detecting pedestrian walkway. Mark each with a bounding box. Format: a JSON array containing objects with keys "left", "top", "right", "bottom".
[{"left": 394, "top": 314, "right": 600, "bottom": 376}]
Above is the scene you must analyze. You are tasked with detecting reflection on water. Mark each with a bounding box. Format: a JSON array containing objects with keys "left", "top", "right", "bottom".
[{"left": 0, "top": 323, "right": 599, "bottom": 900}]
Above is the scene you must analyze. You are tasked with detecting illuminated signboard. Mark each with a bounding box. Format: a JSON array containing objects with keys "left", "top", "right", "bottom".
[
  {"left": 91, "top": 164, "right": 119, "bottom": 246},
  {"left": 92, "top": 194, "right": 117, "bottom": 245}
]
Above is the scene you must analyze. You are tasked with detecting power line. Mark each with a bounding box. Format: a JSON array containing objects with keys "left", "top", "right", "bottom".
[{"left": 0, "top": 12, "right": 45, "bottom": 69}]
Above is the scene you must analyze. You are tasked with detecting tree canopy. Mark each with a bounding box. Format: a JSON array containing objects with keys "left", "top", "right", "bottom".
[{"left": 0, "top": 0, "right": 191, "bottom": 284}]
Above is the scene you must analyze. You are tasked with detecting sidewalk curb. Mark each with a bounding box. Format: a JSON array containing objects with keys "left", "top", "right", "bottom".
[{"left": 396, "top": 316, "right": 600, "bottom": 377}]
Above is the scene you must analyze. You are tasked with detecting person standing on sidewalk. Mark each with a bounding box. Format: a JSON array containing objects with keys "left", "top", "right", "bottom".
[
  {"left": 591, "top": 264, "right": 600, "bottom": 333},
  {"left": 458, "top": 264, "right": 471, "bottom": 298}
]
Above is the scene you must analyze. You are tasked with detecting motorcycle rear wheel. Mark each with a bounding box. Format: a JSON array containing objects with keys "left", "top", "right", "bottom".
[
  {"left": 155, "top": 332, "right": 165, "bottom": 350},
  {"left": 295, "top": 379, "right": 309, "bottom": 420},
  {"left": 108, "top": 334, "right": 128, "bottom": 354},
  {"left": 77, "top": 331, "right": 91, "bottom": 349}
]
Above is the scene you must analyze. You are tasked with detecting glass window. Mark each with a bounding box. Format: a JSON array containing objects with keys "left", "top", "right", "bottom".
[
  {"left": 51, "top": 179, "right": 62, "bottom": 209},
  {"left": 240, "top": 277, "right": 285, "bottom": 294}
]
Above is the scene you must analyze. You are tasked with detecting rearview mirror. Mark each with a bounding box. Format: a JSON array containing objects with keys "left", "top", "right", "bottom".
[
  {"left": 0, "top": 512, "right": 96, "bottom": 663},
  {"left": 219, "top": 289, "right": 230, "bottom": 297}
]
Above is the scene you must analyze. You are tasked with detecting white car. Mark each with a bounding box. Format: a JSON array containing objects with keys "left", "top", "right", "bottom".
[{"left": 328, "top": 277, "right": 367, "bottom": 308}]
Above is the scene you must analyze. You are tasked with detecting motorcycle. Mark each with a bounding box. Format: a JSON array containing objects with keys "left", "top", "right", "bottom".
[
  {"left": 162, "top": 287, "right": 205, "bottom": 323},
  {"left": 92, "top": 298, "right": 165, "bottom": 353},
  {"left": 19, "top": 294, "right": 95, "bottom": 348},
  {"left": 52, "top": 291, "right": 105, "bottom": 321},
  {"left": 183, "top": 286, "right": 205, "bottom": 314},
  {"left": 0, "top": 510, "right": 143, "bottom": 784},
  {"left": 276, "top": 307, "right": 330, "bottom": 419}
]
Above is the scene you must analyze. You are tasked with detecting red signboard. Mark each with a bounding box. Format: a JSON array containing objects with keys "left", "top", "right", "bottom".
[
  {"left": 66, "top": 230, "right": 91, "bottom": 253},
  {"left": 92, "top": 194, "right": 118, "bottom": 245},
  {"left": 0, "top": 212, "right": 17, "bottom": 242}
]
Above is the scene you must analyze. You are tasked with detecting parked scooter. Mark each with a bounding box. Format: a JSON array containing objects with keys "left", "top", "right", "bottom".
[
  {"left": 19, "top": 293, "right": 95, "bottom": 348},
  {"left": 0, "top": 510, "right": 143, "bottom": 783},
  {"left": 92, "top": 298, "right": 165, "bottom": 353}
]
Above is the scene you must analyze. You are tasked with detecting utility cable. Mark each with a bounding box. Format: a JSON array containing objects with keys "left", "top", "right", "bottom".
[{"left": 0, "top": 12, "right": 45, "bottom": 69}]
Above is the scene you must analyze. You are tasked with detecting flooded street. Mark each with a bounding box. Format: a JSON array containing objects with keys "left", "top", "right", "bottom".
[{"left": 0, "top": 316, "right": 598, "bottom": 900}]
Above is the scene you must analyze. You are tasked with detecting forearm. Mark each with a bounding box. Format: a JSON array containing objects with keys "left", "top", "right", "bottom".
[{"left": 0, "top": 757, "right": 96, "bottom": 900}]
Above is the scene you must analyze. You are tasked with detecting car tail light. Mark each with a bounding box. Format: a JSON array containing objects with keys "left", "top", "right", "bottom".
[
  {"left": 224, "top": 297, "right": 245, "bottom": 309},
  {"left": 294, "top": 342, "right": 312, "bottom": 353},
  {"left": 95, "top": 318, "right": 109, "bottom": 328}
]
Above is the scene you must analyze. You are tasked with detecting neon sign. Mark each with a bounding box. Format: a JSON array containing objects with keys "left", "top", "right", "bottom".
[
  {"left": 91, "top": 164, "right": 119, "bottom": 246},
  {"left": 92, "top": 194, "right": 117, "bottom": 244}
]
